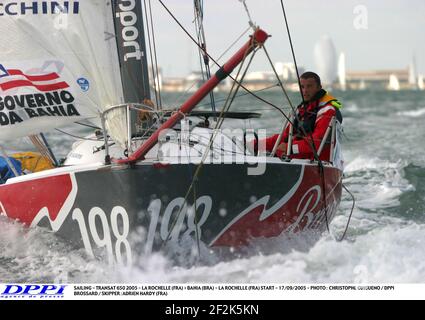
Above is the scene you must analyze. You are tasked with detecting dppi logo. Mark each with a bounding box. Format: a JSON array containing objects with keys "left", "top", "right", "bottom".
[{"left": 1, "top": 285, "right": 66, "bottom": 298}]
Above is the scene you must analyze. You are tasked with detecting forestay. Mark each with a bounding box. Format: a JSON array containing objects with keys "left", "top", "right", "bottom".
[{"left": 0, "top": 0, "right": 124, "bottom": 141}]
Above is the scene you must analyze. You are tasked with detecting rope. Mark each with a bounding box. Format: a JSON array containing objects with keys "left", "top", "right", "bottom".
[
  {"left": 29, "top": 135, "right": 56, "bottom": 167},
  {"left": 143, "top": 0, "right": 161, "bottom": 109},
  {"left": 39, "top": 133, "right": 59, "bottom": 167},
  {"left": 193, "top": 0, "right": 217, "bottom": 114},
  {"left": 157, "top": 0, "right": 290, "bottom": 123},
  {"left": 75, "top": 122, "right": 101, "bottom": 130},
  {"left": 334, "top": 183, "right": 356, "bottom": 242},
  {"left": 55, "top": 129, "right": 100, "bottom": 141},
  {"left": 156, "top": 0, "right": 346, "bottom": 246},
  {"left": 196, "top": 83, "right": 280, "bottom": 108},
  {"left": 279, "top": 0, "right": 303, "bottom": 102},
  {"left": 161, "top": 38, "right": 255, "bottom": 252},
  {"left": 239, "top": 0, "right": 256, "bottom": 30},
  {"left": 261, "top": 45, "right": 296, "bottom": 156},
  {"left": 277, "top": 0, "right": 334, "bottom": 235},
  {"left": 169, "top": 26, "right": 251, "bottom": 110},
  {"left": 216, "top": 26, "right": 251, "bottom": 62},
  {"left": 147, "top": 0, "right": 163, "bottom": 109}
]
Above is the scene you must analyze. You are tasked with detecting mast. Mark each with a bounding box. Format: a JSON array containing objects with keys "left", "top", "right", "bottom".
[
  {"left": 117, "top": 28, "right": 269, "bottom": 164},
  {"left": 112, "top": 0, "right": 151, "bottom": 132}
]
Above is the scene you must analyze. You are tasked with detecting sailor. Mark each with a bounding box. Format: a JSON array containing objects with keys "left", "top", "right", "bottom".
[
  {"left": 136, "top": 98, "right": 156, "bottom": 134},
  {"left": 263, "top": 71, "right": 343, "bottom": 161}
]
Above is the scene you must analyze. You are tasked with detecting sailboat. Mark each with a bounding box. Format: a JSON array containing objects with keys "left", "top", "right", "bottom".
[
  {"left": 418, "top": 75, "right": 425, "bottom": 91},
  {"left": 338, "top": 52, "right": 346, "bottom": 91},
  {"left": 388, "top": 74, "right": 400, "bottom": 91},
  {"left": 0, "top": 1, "right": 343, "bottom": 265}
]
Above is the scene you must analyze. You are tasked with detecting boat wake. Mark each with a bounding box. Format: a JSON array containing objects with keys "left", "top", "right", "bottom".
[
  {"left": 0, "top": 214, "right": 325, "bottom": 283},
  {"left": 0, "top": 216, "right": 111, "bottom": 283},
  {"left": 344, "top": 156, "right": 414, "bottom": 210},
  {"left": 3, "top": 211, "right": 425, "bottom": 283}
]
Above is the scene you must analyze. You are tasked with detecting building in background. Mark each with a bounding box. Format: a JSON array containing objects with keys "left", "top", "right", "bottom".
[
  {"left": 408, "top": 56, "right": 417, "bottom": 88},
  {"left": 314, "top": 35, "right": 337, "bottom": 88},
  {"left": 158, "top": 52, "right": 423, "bottom": 92},
  {"left": 338, "top": 52, "right": 346, "bottom": 91},
  {"left": 347, "top": 68, "right": 414, "bottom": 90}
]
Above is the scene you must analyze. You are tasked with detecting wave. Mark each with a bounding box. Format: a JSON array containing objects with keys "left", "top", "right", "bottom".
[
  {"left": 113, "top": 222, "right": 425, "bottom": 283},
  {"left": 344, "top": 103, "right": 359, "bottom": 113},
  {"left": 0, "top": 216, "right": 110, "bottom": 283},
  {"left": 3, "top": 214, "right": 425, "bottom": 283},
  {"left": 396, "top": 108, "right": 425, "bottom": 117},
  {"left": 344, "top": 156, "right": 405, "bottom": 173},
  {"left": 343, "top": 157, "right": 414, "bottom": 210}
]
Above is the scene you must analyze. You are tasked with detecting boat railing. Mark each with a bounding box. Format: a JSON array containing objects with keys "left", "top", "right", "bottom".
[
  {"left": 100, "top": 103, "right": 161, "bottom": 164},
  {"left": 317, "top": 116, "right": 336, "bottom": 159},
  {"left": 317, "top": 116, "right": 344, "bottom": 168},
  {"left": 284, "top": 115, "right": 341, "bottom": 165}
]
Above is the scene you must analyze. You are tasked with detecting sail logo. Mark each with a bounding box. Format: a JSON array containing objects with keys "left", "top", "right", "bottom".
[
  {"left": 0, "top": 64, "right": 69, "bottom": 93},
  {"left": 115, "top": 0, "right": 142, "bottom": 61},
  {"left": 0, "top": 1, "right": 79, "bottom": 16},
  {"left": 0, "top": 64, "right": 81, "bottom": 126},
  {"left": 77, "top": 77, "right": 89, "bottom": 92}
]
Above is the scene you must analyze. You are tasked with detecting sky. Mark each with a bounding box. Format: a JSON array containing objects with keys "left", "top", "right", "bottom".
[{"left": 148, "top": 0, "right": 425, "bottom": 77}]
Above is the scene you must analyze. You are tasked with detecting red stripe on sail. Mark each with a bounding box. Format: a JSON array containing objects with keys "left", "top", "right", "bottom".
[
  {"left": 0, "top": 79, "right": 69, "bottom": 92},
  {"left": 7, "top": 69, "right": 60, "bottom": 81}
]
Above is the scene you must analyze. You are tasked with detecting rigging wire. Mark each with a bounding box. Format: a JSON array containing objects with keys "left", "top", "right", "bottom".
[
  {"left": 262, "top": 46, "right": 297, "bottom": 112},
  {"left": 169, "top": 26, "right": 251, "bottom": 110},
  {"left": 215, "top": 26, "right": 251, "bottom": 62},
  {"left": 196, "top": 83, "right": 280, "bottom": 108},
  {"left": 29, "top": 134, "right": 58, "bottom": 167},
  {"left": 216, "top": 51, "right": 257, "bottom": 129},
  {"left": 193, "top": 0, "right": 217, "bottom": 115},
  {"left": 55, "top": 128, "right": 100, "bottom": 141},
  {"left": 75, "top": 122, "right": 101, "bottom": 130},
  {"left": 156, "top": 0, "right": 292, "bottom": 125},
  {"left": 157, "top": 0, "right": 355, "bottom": 243},
  {"left": 335, "top": 183, "right": 356, "bottom": 242},
  {"left": 39, "top": 133, "right": 59, "bottom": 167},
  {"left": 239, "top": 0, "right": 256, "bottom": 30},
  {"left": 279, "top": 0, "right": 303, "bottom": 102},
  {"left": 274, "top": 1, "right": 330, "bottom": 165},
  {"left": 143, "top": 0, "right": 159, "bottom": 107},
  {"left": 161, "top": 41, "right": 255, "bottom": 253},
  {"left": 144, "top": 0, "right": 163, "bottom": 110},
  {"left": 261, "top": 45, "right": 297, "bottom": 155},
  {"left": 277, "top": 0, "right": 348, "bottom": 235}
]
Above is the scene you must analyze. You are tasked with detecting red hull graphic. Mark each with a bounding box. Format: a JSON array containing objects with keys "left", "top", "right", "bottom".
[
  {"left": 0, "top": 163, "right": 342, "bottom": 256},
  {"left": 0, "top": 174, "right": 72, "bottom": 225},
  {"left": 212, "top": 166, "right": 341, "bottom": 246}
]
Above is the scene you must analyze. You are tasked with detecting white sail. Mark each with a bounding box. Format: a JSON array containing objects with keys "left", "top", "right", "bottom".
[
  {"left": 408, "top": 56, "right": 417, "bottom": 86},
  {"left": 418, "top": 75, "right": 424, "bottom": 91},
  {"left": 0, "top": 0, "right": 124, "bottom": 141},
  {"left": 338, "top": 52, "right": 346, "bottom": 91},
  {"left": 388, "top": 74, "right": 400, "bottom": 91}
]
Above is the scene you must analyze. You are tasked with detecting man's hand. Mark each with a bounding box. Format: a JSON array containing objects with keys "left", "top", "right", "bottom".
[{"left": 276, "top": 142, "right": 287, "bottom": 155}]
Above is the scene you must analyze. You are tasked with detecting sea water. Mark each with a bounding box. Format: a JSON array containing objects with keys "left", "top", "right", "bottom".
[{"left": 1, "top": 90, "right": 424, "bottom": 283}]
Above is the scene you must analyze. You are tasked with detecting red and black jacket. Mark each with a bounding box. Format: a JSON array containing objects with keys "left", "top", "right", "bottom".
[{"left": 264, "top": 89, "right": 342, "bottom": 161}]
